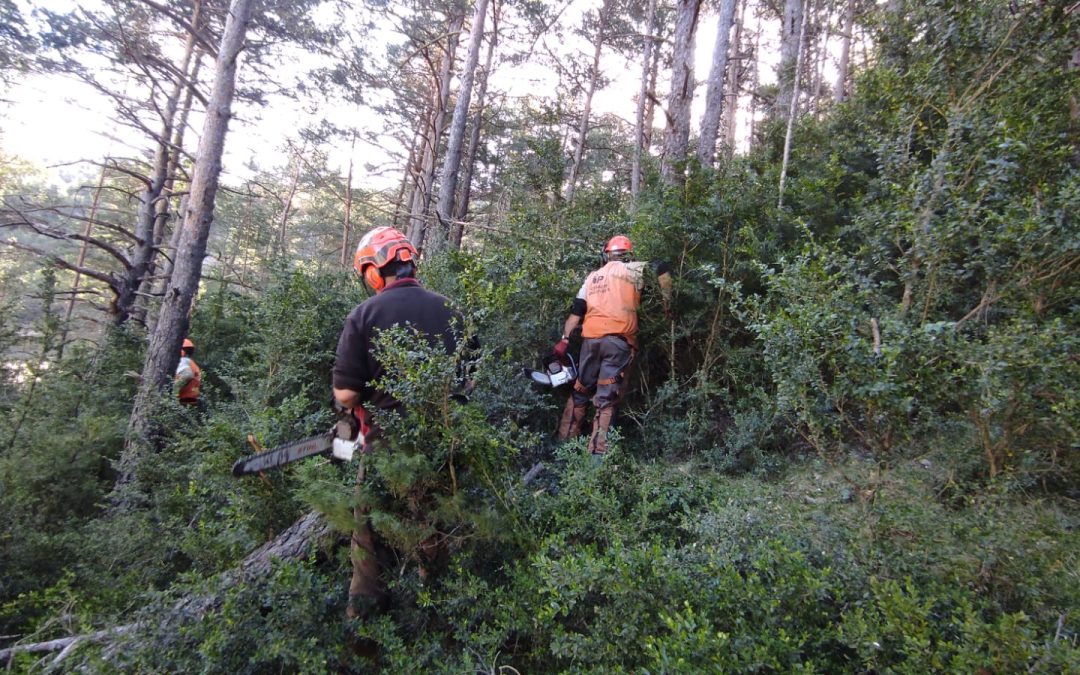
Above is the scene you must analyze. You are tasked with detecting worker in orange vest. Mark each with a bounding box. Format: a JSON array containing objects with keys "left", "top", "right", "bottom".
[
  {"left": 175, "top": 338, "right": 201, "bottom": 404},
  {"left": 552, "top": 235, "right": 672, "bottom": 456}
]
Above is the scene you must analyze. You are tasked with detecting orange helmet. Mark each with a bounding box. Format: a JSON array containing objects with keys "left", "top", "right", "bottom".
[
  {"left": 182, "top": 338, "right": 195, "bottom": 349},
  {"left": 603, "top": 235, "right": 632, "bottom": 262},
  {"left": 353, "top": 227, "right": 417, "bottom": 292}
]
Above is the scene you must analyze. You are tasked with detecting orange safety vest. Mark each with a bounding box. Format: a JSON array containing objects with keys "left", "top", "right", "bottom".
[
  {"left": 178, "top": 359, "right": 201, "bottom": 403},
  {"left": 580, "top": 261, "right": 646, "bottom": 348}
]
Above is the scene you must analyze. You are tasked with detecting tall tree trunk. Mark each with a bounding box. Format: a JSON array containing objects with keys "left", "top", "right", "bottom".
[
  {"left": 722, "top": 0, "right": 746, "bottom": 156},
  {"left": 118, "top": 8, "right": 202, "bottom": 326},
  {"left": 406, "top": 11, "right": 464, "bottom": 250},
  {"left": 777, "top": 0, "right": 809, "bottom": 208},
  {"left": 834, "top": 0, "right": 855, "bottom": 101},
  {"left": 151, "top": 52, "right": 204, "bottom": 328},
  {"left": 395, "top": 126, "right": 421, "bottom": 228},
  {"left": 431, "top": 0, "right": 490, "bottom": 254},
  {"left": 341, "top": 134, "right": 355, "bottom": 266},
  {"left": 748, "top": 13, "right": 761, "bottom": 149},
  {"left": 59, "top": 164, "right": 108, "bottom": 356},
  {"left": 631, "top": 0, "right": 659, "bottom": 200},
  {"left": 121, "top": 0, "right": 259, "bottom": 487},
  {"left": 644, "top": 35, "right": 660, "bottom": 150},
  {"left": 776, "top": 0, "right": 803, "bottom": 121},
  {"left": 276, "top": 150, "right": 302, "bottom": 257},
  {"left": 661, "top": 0, "right": 703, "bottom": 187},
  {"left": 134, "top": 0, "right": 204, "bottom": 326},
  {"left": 452, "top": 20, "right": 498, "bottom": 248},
  {"left": 564, "top": 0, "right": 613, "bottom": 204},
  {"left": 1069, "top": 26, "right": 1079, "bottom": 168},
  {"left": 697, "top": 0, "right": 738, "bottom": 166},
  {"left": 811, "top": 0, "right": 830, "bottom": 119}
]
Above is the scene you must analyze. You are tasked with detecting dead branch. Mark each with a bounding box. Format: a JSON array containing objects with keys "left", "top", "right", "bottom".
[
  {"left": 0, "top": 511, "right": 339, "bottom": 665},
  {"left": 132, "top": 0, "right": 219, "bottom": 59},
  {"left": 0, "top": 241, "right": 120, "bottom": 292},
  {"left": 0, "top": 217, "right": 133, "bottom": 268}
]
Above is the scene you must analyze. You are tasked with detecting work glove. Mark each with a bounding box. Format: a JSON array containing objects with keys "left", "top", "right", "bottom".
[{"left": 553, "top": 338, "right": 569, "bottom": 360}]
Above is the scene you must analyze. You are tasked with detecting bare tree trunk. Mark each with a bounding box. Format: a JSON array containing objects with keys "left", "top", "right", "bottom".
[
  {"left": 1069, "top": 28, "right": 1080, "bottom": 168},
  {"left": 811, "top": 0, "right": 831, "bottom": 119},
  {"left": 697, "top": 0, "right": 738, "bottom": 166},
  {"left": 631, "top": 0, "right": 659, "bottom": 200},
  {"left": 778, "top": 2, "right": 809, "bottom": 209},
  {"left": 395, "top": 126, "right": 421, "bottom": 228},
  {"left": 275, "top": 149, "right": 302, "bottom": 257},
  {"left": 119, "top": 28, "right": 200, "bottom": 325},
  {"left": 121, "top": 0, "right": 259, "bottom": 487},
  {"left": 0, "top": 511, "right": 339, "bottom": 666},
  {"left": 722, "top": 0, "right": 746, "bottom": 156},
  {"left": 134, "top": 0, "right": 204, "bottom": 326},
  {"left": 776, "top": 0, "right": 803, "bottom": 121},
  {"left": 564, "top": 0, "right": 613, "bottom": 204},
  {"left": 452, "top": 20, "right": 498, "bottom": 248},
  {"left": 644, "top": 35, "right": 660, "bottom": 149},
  {"left": 432, "top": 0, "right": 490, "bottom": 254},
  {"left": 407, "top": 11, "right": 464, "bottom": 250},
  {"left": 151, "top": 53, "right": 204, "bottom": 329},
  {"left": 60, "top": 164, "right": 108, "bottom": 356},
  {"left": 748, "top": 14, "right": 761, "bottom": 149},
  {"left": 341, "top": 134, "right": 355, "bottom": 266},
  {"left": 661, "top": 0, "right": 703, "bottom": 187},
  {"left": 834, "top": 0, "right": 855, "bottom": 101}
]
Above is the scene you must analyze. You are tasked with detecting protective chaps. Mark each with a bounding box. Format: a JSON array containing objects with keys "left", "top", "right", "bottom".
[
  {"left": 557, "top": 396, "right": 589, "bottom": 441},
  {"left": 588, "top": 406, "right": 616, "bottom": 455}
]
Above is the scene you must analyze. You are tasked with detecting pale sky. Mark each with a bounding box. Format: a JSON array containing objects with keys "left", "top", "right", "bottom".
[{"left": 1, "top": 0, "right": 791, "bottom": 192}]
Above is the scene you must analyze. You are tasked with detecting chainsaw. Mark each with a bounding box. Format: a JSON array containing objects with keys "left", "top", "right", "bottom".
[
  {"left": 232, "top": 413, "right": 364, "bottom": 477},
  {"left": 523, "top": 352, "right": 577, "bottom": 388}
]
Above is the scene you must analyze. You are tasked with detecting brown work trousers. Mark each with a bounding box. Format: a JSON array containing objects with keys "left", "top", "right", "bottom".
[
  {"left": 347, "top": 457, "right": 384, "bottom": 619},
  {"left": 571, "top": 335, "right": 634, "bottom": 409}
]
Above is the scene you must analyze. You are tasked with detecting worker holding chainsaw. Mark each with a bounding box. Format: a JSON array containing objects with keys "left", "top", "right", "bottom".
[
  {"left": 332, "top": 225, "right": 471, "bottom": 619},
  {"left": 553, "top": 235, "right": 672, "bottom": 456}
]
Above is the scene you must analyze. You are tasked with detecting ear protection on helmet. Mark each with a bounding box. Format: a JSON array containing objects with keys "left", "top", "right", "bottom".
[{"left": 363, "top": 264, "right": 385, "bottom": 292}]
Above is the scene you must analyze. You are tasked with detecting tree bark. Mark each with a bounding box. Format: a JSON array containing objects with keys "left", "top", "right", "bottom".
[
  {"left": 119, "top": 3, "right": 203, "bottom": 326},
  {"left": 564, "top": 0, "right": 613, "bottom": 204},
  {"left": 134, "top": 0, "right": 205, "bottom": 326},
  {"left": 452, "top": 18, "right": 498, "bottom": 248},
  {"left": 697, "top": 0, "right": 738, "bottom": 166},
  {"left": 431, "top": 0, "right": 490, "bottom": 254},
  {"left": 341, "top": 134, "right": 355, "bottom": 266},
  {"left": 0, "top": 511, "right": 339, "bottom": 665},
  {"left": 151, "top": 52, "right": 204, "bottom": 328},
  {"left": 834, "top": 0, "right": 855, "bottom": 101},
  {"left": 1069, "top": 24, "right": 1079, "bottom": 168},
  {"left": 406, "top": 11, "right": 464, "bottom": 250},
  {"left": 631, "top": 0, "right": 659, "bottom": 200},
  {"left": 661, "top": 0, "right": 703, "bottom": 187},
  {"left": 275, "top": 148, "right": 302, "bottom": 257},
  {"left": 60, "top": 164, "right": 108, "bottom": 355},
  {"left": 722, "top": 0, "right": 746, "bottom": 156},
  {"left": 776, "top": 0, "right": 803, "bottom": 121},
  {"left": 121, "top": 0, "right": 260, "bottom": 486},
  {"left": 777, "top": 0, "right": 809, "bottom": 208}
]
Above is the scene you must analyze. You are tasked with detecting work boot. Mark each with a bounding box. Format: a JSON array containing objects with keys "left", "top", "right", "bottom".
[
  {"left": 587, "top": 407, "right": 616, "bottom": 455},
  {"left": 557, "top": 397, "right": 589, "bottom": 441}
]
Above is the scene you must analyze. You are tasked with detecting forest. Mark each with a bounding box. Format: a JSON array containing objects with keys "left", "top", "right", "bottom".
[{"left": 0, "top": 0, "right": 1078, "bottom": 671}]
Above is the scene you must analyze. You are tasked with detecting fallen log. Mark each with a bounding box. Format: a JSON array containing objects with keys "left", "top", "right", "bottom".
[{"left": 0, "top": 510, "right": 342, "bottom": 666}]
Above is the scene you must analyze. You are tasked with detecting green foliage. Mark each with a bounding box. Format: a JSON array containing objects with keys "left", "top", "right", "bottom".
[
  {"left": 2, "top": 0, "right": 1079, "bottom": 670},
  {"left": 111, "top": 560, "right": 345, "bottom": 674}
]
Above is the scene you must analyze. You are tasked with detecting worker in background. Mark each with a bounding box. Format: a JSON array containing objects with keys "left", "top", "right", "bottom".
[
  {"left": 175, "top": 338, "right": 201, "bottom": 405},
  {"left": 553, "top": 235, "right": 672, "bottom": 457},
  {"left": 332, "top": 226, "right": 472, "bottom": 619}
]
